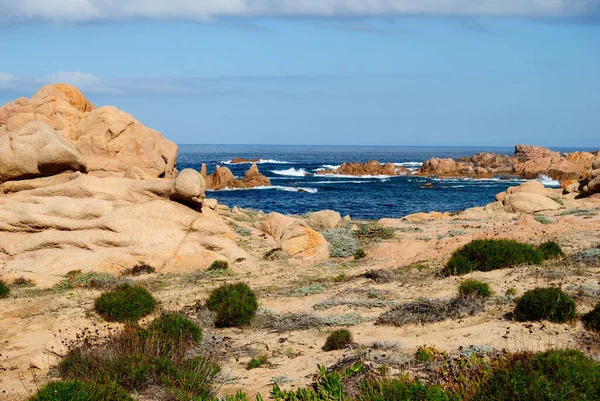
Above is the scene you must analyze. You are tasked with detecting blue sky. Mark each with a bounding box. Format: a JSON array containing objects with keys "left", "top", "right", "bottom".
[{"left": 0, "top": 1, "right": 599, "bottom": 146}]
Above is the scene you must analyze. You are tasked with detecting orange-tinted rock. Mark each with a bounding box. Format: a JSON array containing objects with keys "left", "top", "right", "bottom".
[
  {"left": 316, "top": 160, "right": 410, "bottom": 176},
  {"left": 0, "top": 84, "right": 178, "bottom": 178},
  {"left": 241, "top": 164, "right": 270, "bottom": 187},
  {"left": 230, "top": 157, "right": 260, "bottom": 164},
  {"left": 203, "top": 164, "right": 270, "bottom": 190}
]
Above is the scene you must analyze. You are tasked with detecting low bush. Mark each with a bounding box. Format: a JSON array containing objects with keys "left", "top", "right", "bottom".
[
  {"left": 377, "top": 296, "right": 484, "bottom": 326},
  {"left": 206, "top": 283, "right": 258, "bottom": 327},
  {"left": 582, "top": 302, "right": 600, "bottom": 332},
  {"left": 537, "top": 240, "right": 564, "bottom": 260},
  {"left": 353, "top": 223, "right": 395, "bottom": 241},
  {"left": 0, "top": 279, "right": 9, "bottom": 298},
  {"left": 247, "top": 354, "right": 268, "bottom": 369},
  {"left": 12, "top": 276, "right": 35, "bottom": 287},
  {"left": 458, "top": 280, "right": 492, "bottom": 299},
  {"left": 29, "top": 380, "right": 133, "bottom": 401},
  {"left": 323, "top": 228, "right": 359, "bottom": 257},
  {"left": 354, "top": 249, "right": 367, "bottom": 260},
  {"left": 505, "top": 287, "right": 517, "bottom": 297},
  {"left": 442, "top": 239, "right": 544, "bottom": 276},
  {"left": 208, "top": 260, "right": 229, "bottom": 271},
  {"left": 94, "top": 285, "right": 157, "bottom": 323},
  {"left": 323, "top": 329, "right": 353, "bottom": 351},
  {"left": 147, "top": 312, "right": 203, "bottom": 351},
  {"left": 514, "top": 287, "right": 576, "bottom": 323},
  {"left": 54, "top": 271, "right": 132, "bottom": 291},
  {"left": 363, "top": 269, "right": 396, "bottom": 283},
  {"left": 472, "top": 349, "right": 600, "bottom": 400},
  {"left": 358, "top": 378, "right": 454, "bottom": 401},
  {"left": 57, "top": 322, "right": 219, "bottom": 399},
  {"left": 415, "top": 345, "right": 445, "bottom": 363},
  {"left": 124, "top": 263, "right": 155, "bottom": 276}
]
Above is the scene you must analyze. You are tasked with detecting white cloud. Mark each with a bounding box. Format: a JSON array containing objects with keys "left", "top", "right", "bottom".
[
  {"left": 1, "top": 0, "right": 599, "bottom": 23},
  {"left": 0, "top": 73, "right": 17, "bottom": 89}
]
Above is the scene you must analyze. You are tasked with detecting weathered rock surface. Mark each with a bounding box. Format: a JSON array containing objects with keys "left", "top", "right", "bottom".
[
  {"left": 418, "top": 144, "right": 598, "bottom": 183},
  {"left": 489, "top": 181, "right": 563, "bottom": 214},
  {"left": 202, "top": 163, "right": 270, "bottom": 190},
  {"left": 257, "top": 212, "right": 329, "bottom": 259},
  {"left": 0, "top": 121, "right": 87, "bottom": 183},
  {"left": 316, "top": 160, "right": 410, "bottom": 176},
  {"left": 306, "top": 210, "right": 341, "bottom": 229},
  {"left": 0, "top": 84, "right": 178, "bottom": 178},
  {"left": 0, "top": 170, "right": 250, "bottom": 285}
]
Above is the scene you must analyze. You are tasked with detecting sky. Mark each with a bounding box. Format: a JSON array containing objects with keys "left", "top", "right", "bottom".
[{"left": 0, "top": 1, "right": 599, "bottom": 147}]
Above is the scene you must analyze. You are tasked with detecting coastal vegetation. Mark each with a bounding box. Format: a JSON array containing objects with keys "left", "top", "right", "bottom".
[
  {"left": 94, "top": 284, "right": 157, "bottom": 323},
  {"left": 206, "top": 282, "right": 258, "bottom": 328}
]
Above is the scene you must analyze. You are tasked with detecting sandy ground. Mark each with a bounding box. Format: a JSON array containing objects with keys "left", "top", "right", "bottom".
[{"left": 2, "top": 195, "right": 600, "bottom": 400}]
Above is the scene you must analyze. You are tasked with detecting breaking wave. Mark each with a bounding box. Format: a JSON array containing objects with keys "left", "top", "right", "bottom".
[
  {"left": 537, "top": 175, "right": 560, "bottom": 187},
  {"left": 208, "top": 185, "right": 317, "bottom": 193},
  {"left": 221, "top": 159, "right": 289, "bottom": 164},
  {"left": 272, "top": 168, "right": 309, "bottom": 177}
]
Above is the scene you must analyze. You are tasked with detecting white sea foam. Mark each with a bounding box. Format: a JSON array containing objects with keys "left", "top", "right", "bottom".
[
  {"left": 317, "top": 173, "right": 395, "bottom": 179},
  {"left": 311, "top": 179, "right": 389, "bottom": 184},
  {"left": 221, "top": 159, "right": 290, "bottom": 164},
  {"left": 537, "top": 175, "right": 561, "bottom": 187},
  {"left": 207, "top": 185, "right": 318, "bottom": 193},
  {"left": 393, "top": 162, "right": 423, "bottom": 167},
  {"left": 314, "top": 164, "right": 342, "bottom": 172},
  {"left": 272, "top": 168, "right": 309, "bottom": 177}
]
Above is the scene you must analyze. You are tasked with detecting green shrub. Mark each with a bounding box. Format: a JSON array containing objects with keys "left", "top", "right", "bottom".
[
  {"left": 354, "top": 249, "right": 367, "bottom": 260},
  {"left": 94, "top": 285, "right": 157, "bottom": 323},
  {"left": 125, "top": 263, "right": 155, "bottom": 276},
  {"left": 323, "top": 329, "right": 352, "bottom": 351},
  {"left": 148, "top": 312, "right": 202, "bottom": 345},
  {"left": 473, "top": 349, "right": 600, "bottom": 401},
  {"left": 582, "top": 302, "right": 600, "bottom": 332},
  {"left": 505, "top": 287, "right": 517, "bottom": 297},
  {"left": 353, "top": 223, "right": 394, "bottom": 241},
  {"left": 29, "top": 380, "right": 133, "bottom": 401},
  {"left": 442, "top": 239, "right": 544, "bottom": 276},
  {"left": 247, "top": 354, "right": 268, "bottom": 369},
  {"left": 0, "top": 279, "right": 9, "bottom": 298},
  {"left": 514, "top": 287, "right": 576, "bottom": 323},
  {"left": 458, "top": 280, "right": 492, "bottom": 299},
  {"left": 58, "top": 324, "right": 219, "bottom": 398},
  {"left": 358, "top": 378, "right": 454, "bottom": 401},
  {"left": 415, "top": 345, "right": 445, "bottom": 363},
  {"left": 208, "top": 260, "right": 229, "bottom": 271},
  {"left": 206, "top": 283, "right": 258, "bottom": 328},
  {"left": 537, "top": 241, "right": 564, "bottom": 260}
]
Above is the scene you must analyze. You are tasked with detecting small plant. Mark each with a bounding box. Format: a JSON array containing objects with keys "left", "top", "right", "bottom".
[
  {"left": 0, "top": 279, "right": 9, "bottom": 298},
  {"left": 354, "top": 249, "right": 367, "bottom": 260},
  {"left": 363, "top": 269, "right": 396, "bottom": 283},
  {"left": 353, "top": 223, "right": 395, "bottom": 241},
  {"left": 442, "top": 239, "right": 544, "bottom": 276},
  {"left": 505, "top": 287, "right": 517, "bottom": 297},
  {"left": 236, "top": 227, "right": 252, "bottom": 237},
  {"left": 12, "top": 276, "right": 35, "bottom": 287},
  {"left": 514, "top": 287, "right": 576, "bottom": 323},
  {"left": 535, "top": 215, "right": 553, "bottom": 224},
  {"left": 125, "top": 263, "right": 155, "bottom": 276},
  {"left": 29, "top": 380, "right": 133, "bottom": 401},
  {"left": 54, "top": 271, "right": 130, "bottom": 291},
  {"left": 206, "top": 282, "right": 258, "bottom": 327},
  {"left": 458, "top": 280, "right": 492, "bottom": 299},
  {"left": 323, "top": 329, "right": 353, "bottom": 351},
  {"left": 208, "top": 260, "right": 229, "bottom": 271},
  {"left": 582, "top": 302, "right": 600, "bottom": 332},
  {"left": 415, "top": 345, "right": 444, "bottom": 362},
  {"left": 94, "top": 284, "right": 157, "bottom": 323},
  {"left": 537, "top": 240, "right": 564, "bottom": 260},
  {"left": 323, "top": 228, "right": 359, "bottom": 257},
  {"left": 247, "top": 354, "right": 268, "bottom": 369}
]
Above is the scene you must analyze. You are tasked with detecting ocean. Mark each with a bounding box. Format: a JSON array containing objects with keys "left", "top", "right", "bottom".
[{"left": 177, "top": 145, "right": 581, "bottom": 220}]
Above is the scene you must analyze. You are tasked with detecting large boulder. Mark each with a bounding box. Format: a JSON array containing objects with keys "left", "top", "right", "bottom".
[
  {"left": 316, "top": 160, "right": 410, "bottom": 176},
  {"left": 0, "top": 173, "right": 244, "bottom": 286},
  {"left": 257, "top": 212, "right": 329, "bottom": 259},
  {"left": 0, "top": 84, "right": 178, "bottom": 178},
  {"left": 0, "top": 121, "right": 86, "bottom": 183},
  {"left": 503, "top": 193, "right": 562, "bottom": 213},
  {"left": 306, "top": 210, "right": 341, "bottom": 229}
]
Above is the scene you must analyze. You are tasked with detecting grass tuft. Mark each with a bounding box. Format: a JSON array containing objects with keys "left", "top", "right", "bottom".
[
  {"left": 94, "top": 284, "right": 157, "bottom": 323},
  {"left": 514, "top": 287, "right": 576, "bottom": 323},
  {"left": 206, "top": 282, "right": 258, "bottom": 328}
]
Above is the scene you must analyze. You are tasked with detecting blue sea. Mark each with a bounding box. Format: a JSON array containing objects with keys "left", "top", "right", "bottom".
[{"left": 177, "top": 145, "right": 581, "bottom": 220}]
